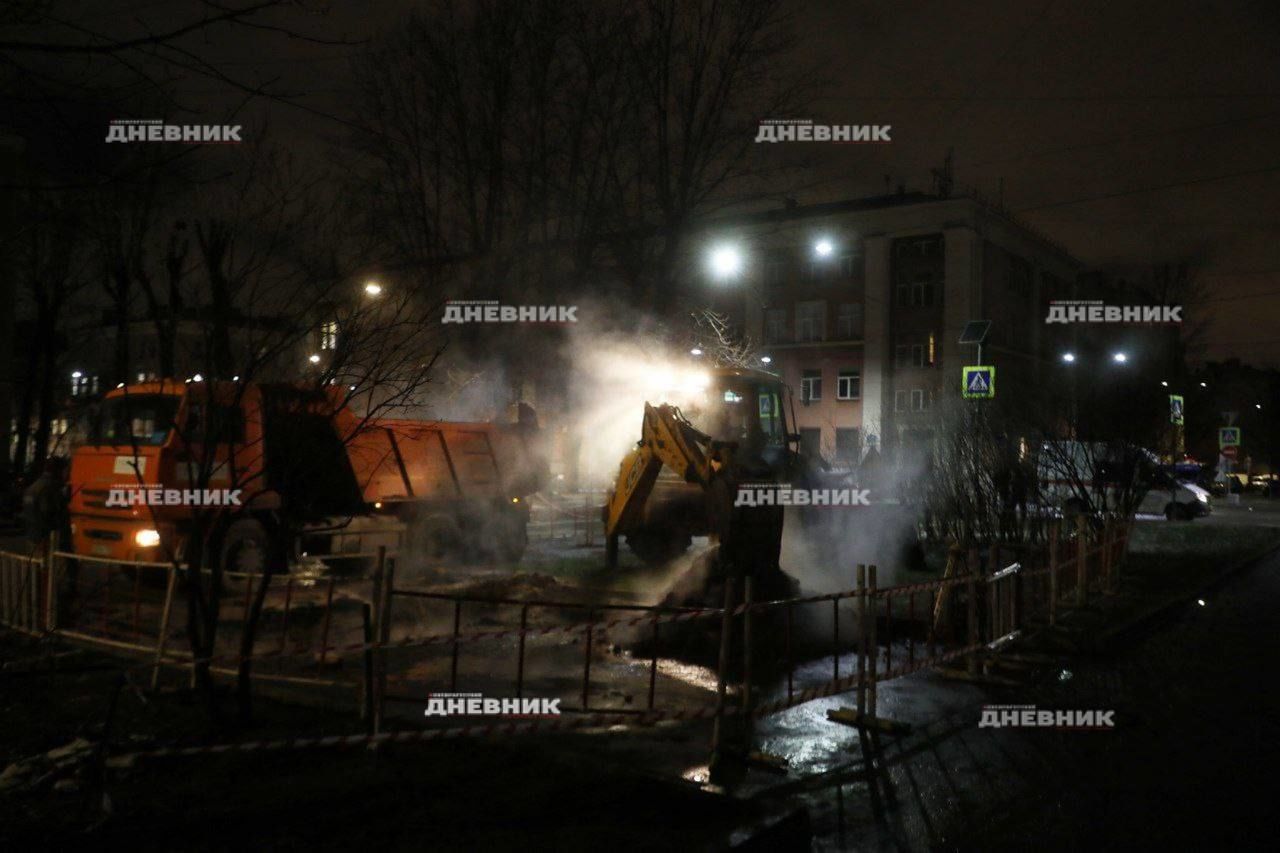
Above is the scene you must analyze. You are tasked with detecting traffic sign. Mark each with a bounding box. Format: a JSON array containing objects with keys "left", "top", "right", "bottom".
[
  {"left": 1222, "top": 446, "right": 1239, "bottom": 461},
  {"left": 1219, "top": 427, "right": 1241, "bottom": 448},
  {"left": 962, "top": 365, "right": 995, "bottom": 399},
  {"left": 1169, "top": 395, "right": 1184, "bottom": 425}
]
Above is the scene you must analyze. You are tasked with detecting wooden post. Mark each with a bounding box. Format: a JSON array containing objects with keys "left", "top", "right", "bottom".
[
  {"left": 375, "top": 548, "right": 393, "bottom": 735},
  {"left": 44, "top": 533, "right": 58, "bottom": 632},
  {"left": 581, "top": 608, "right": 594, "bottom": 710},
  {"left": 517, "top": 604, "right": 529, "bottom": 699},
  {"left": 317, "top": 577, "right": 336, "bottom": 670},
  {"left": 1101, "top": 522, "right": 1112, "bottom": 594},
  {"left": 1048, "top": 522, "right": 1059, "bottom": 627},
  {"left": 647, "top": 614, "right": 658, "bottom": 710},
  {"left": 150, "top": 567, "right": 179, "bottom": 691},
  {"left": 360, "top": 603, "right": 375, "bottom": 731},
  {"left": 742, "top": 576, "right": 754, "bottom": 713},
  {"left": 709, "top": 576, "right": 737, "bottom": 773},
  {"left": 449, "top": 599, "right": 462, "bottom": 691},
  {"left": 855, "top": 565, "right": 866, "bottom": 715},
  {"left": 868, "top": 565, "right": 878, "bottom": 719},
  {"left": 1076, "top": 515, "right": 1088, "bottom": 605},
  {"left": 966, "top": 548, "right": 978, "bottom": 676},
  {"left": 988, "top": 544, "right": 1000, "bottom": 643}
]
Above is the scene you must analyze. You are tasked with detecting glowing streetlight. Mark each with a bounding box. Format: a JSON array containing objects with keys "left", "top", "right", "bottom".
[
  {"left": 813, "top": 238, "right": 834, "bottom": 258},
  {"left": 309, "top": 354, "right": 321, "bottom": 364},
  {"left": 364, "top": 281, "right": 383, "bottom": 297},
  {"left": 1061, "top": 352, "right": 1076, "bottom": 363},
  {"left": 1161, "top": 380, "right": 1169, "bottom": 387},
  {"left": 760, "top": 355, "right": 772, "bottom": 364},
  {"left": 707, "top": 244, "right": 743, "bottom": 280},
  {"left": 192, "top": 373, "right": 203, "bottom": 382},
  {"left": 71, "top": 370, "right": 82, "bottom": 379},
  {"left": 1199, "top": 381, "right": 1208, "bottom": 388},
  {"left": 1257, "top": 403, "right": 1263, "bottom": 410},
  {"left": 690, "top": 346, "right": 703, "bottom": 356},
  {"left": 1112, "top": 352, "right": 1128, "bottom": 363}
]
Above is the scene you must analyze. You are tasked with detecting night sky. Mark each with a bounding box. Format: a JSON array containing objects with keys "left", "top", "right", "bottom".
[{"left": 23, "top": 0, "right": 1280, "bottom": 365}]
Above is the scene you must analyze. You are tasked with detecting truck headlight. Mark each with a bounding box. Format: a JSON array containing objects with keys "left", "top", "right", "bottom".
[{"left": 135, "top": 529, "right": 161, "bottom": 548}]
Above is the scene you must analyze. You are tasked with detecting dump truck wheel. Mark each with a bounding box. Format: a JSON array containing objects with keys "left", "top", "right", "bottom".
[
  {"left": 626, "top": 527, "right": 692, "bottom": 566},
  {"left": 219, "top": 519, "right": 271, "bottom": 591}
]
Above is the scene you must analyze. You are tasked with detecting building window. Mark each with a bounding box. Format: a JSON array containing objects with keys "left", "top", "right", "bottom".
[
  {"left": 835, "top": 303, "right": 863, "bottom": 339},
  {"left": 911, "top": 274, "right": 934, "bottom": 307},
  {"left": 765, "top": 258, "right": 786, "bottom": 286},
  {"left": 839, "top": 251, "right": 859, "bottom": 279},
  {"left": 895, "top": 344, "right": 911, "bottom": 369},
  {"left": 928, "top": 332, "right": 936, "bottom": 365},
  {"left": 764, "top": 309, "right": 787, "bottom": 343},
  {"left": 911, "top": 389, "right": 929, "bottom": 411},
  {"left": 321, "top": 319, "right": 339, "bottom": 351},
  {"left": 70, "top": 373, "right": 94, "bottom": 397},
  {"left": 896, "top": 282, "right": 911, "bottom": 307},
  {"left": 795, "top": 301, "right": 826, "bottom": 343},
  {"left": 837, "top": 370, "right": 861, "bottom": 400},
  {"left": 894, "top": 390, "right": 907, "bottom": 412},
  {"left": 801, "top": 369, "right": 822, "bottom": 403},
  {"left": 835, "top": 427, "right": 860, "bottom": 463}
]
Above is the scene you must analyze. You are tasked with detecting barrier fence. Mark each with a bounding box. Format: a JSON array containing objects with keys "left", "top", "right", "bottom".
[{"left": 0, "top": 516, "right": 1133, "bottom": 760}]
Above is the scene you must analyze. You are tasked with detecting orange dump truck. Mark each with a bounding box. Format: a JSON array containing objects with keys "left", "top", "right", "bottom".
[{"left": 68, "top": 380, "right": 545, "bottom": 570}]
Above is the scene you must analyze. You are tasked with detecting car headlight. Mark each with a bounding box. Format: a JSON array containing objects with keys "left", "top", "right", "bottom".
[
  {"left": 1196, "top": 492, "right": 1209, "bottom": 502},
  {"left": 134, "top": 529, "right": 161, "bottom": 548}
]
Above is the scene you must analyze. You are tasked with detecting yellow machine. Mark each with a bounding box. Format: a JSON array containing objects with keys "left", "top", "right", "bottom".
[{"left": 603, "top": 366, "right": 803, "bottom": 571}]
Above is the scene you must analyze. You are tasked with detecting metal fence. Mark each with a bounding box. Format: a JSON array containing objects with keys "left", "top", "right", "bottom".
[{"left": 1, "top": 515, "right": 1133, "bottom": 744}]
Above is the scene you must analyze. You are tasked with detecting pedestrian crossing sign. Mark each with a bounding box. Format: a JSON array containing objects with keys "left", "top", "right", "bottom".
[{"left": 962, "top": 365, "right": 995, "bottom": 399}]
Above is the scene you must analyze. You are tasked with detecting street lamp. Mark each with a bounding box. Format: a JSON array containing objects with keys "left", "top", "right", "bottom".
[
  {"left": 707, "top": 244, "right": 743, "bottom": 280},
  {"left": 1112, "top": 352, "right": 1128, "bottom": 364},
  {"left": 813, "top": 238, "right": 834, "bottom": 258},
  {"left": 1161, "top": 380, "right": 1169, "bottom": 387},
  {"left": 760, "top": 355, "right": 772, "bottom": 364},
  {"left": 364, "top": 281, "right": 383, "bottom": 297},
  {"left": 1199, "top": 381, "right": 1208, "bottom": 388},
  {"left": 1061, "top": 352, "right": 1076, "bottom": 363},
  {"left": 309, "top": 354, "right": 321, "bottom": 364},
  {"left": 690, "top": 346, "right": 703, "bottom": 356}
]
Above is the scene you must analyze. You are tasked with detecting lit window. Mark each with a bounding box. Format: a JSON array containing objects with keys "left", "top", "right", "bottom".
[
  {"left": 321, "top": 320, "right": 339, "bottom": 351},
  {"left": 801, "top": 370, "right": 822, "bottom": 403}
]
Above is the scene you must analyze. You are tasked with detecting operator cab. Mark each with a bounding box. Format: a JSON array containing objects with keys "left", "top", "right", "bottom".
[{"left": 682, "top": 368, "right": 795, "bottom": 470}]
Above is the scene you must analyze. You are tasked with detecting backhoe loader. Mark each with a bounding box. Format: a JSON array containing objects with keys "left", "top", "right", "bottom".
[{"left": 602, "top": 366, "right": 810, "bottom": 595}]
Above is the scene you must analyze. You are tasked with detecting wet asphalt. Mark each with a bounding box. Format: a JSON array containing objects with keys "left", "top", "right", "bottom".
[{"left": 746, "top": 545, "right": 1280, "bottom": 851}]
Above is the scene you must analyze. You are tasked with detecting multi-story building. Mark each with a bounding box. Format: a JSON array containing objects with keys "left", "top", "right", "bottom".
[{"left": 689, "top": 192, "right": 1083, "bottom": 466}]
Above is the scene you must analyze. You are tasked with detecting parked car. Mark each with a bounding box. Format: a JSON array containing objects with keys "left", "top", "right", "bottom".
[{"left": 1038, "top": 441, "right": 1211, "bottom": 520}]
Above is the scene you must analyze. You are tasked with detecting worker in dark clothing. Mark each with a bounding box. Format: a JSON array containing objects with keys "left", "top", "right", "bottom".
[
  {"left": 22, "top": 458, "right": 77, "bottom": 616},
  {"left": 23, "top": 457, "right": 70, "bottom": 551}
]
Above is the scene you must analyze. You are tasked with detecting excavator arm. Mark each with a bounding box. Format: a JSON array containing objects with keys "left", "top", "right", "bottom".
[{"left": 603, "top": 403, "right": 719, "bottom": 567}]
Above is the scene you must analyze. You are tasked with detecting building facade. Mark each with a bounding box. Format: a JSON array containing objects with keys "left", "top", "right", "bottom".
[{"left": 688, "top": 192, "right": 1082, "bottom": 466}]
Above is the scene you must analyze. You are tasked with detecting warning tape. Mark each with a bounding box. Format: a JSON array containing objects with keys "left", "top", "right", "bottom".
[{"left": 116, "top": 641, "right": 988, "bottom": 761}]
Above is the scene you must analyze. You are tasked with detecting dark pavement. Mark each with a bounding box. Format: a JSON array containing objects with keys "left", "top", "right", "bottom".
[{"left": 749, "top": 546, "right": 1280, "bottom": 851}]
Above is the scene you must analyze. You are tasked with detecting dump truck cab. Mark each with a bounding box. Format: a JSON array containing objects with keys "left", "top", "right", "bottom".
[{"left": 69, "top": 381, "right": 544, "bottom": 569}]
